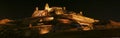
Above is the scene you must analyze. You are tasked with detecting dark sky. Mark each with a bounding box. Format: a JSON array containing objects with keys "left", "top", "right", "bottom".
[{"left": 0, "top": 0, "right": 120, "bottom": 21}]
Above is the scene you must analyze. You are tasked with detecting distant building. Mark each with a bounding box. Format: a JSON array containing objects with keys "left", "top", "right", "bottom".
[{"left": 31, "top": 3, "right": 99, "bottom": 34}]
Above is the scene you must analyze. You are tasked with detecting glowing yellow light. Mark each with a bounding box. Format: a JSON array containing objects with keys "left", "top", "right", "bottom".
[
  {"left": 44, "top": 17, "right": 54, "bottom": 21},
  {"left": 39, "top": 25, "right": 52, "bottom": 34},
  {"left": 58, "top": 19, "right": 71, "bottom": 24},
  {"left": 45, "top": 3, "right": 52, "bottom": 12},
  {"left": 0, "top": 19, "right": 12, "bottom": 24}
]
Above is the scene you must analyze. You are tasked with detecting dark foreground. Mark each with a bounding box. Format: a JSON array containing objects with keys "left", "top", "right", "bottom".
[
  {"left": 0, "top": 29, "right": 120, "bottom": 38},
  {"left": 45, "top": 29, "right": 120, "bottom": 38}
]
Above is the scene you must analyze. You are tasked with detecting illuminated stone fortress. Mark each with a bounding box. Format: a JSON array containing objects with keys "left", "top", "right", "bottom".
[{"left": 31, "top": 3, "right": 99, "bottom": 34}]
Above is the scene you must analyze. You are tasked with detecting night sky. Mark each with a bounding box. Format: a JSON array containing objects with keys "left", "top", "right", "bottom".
[{"left": 0, "top": 0, "right": 120, "bottom": 21}]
